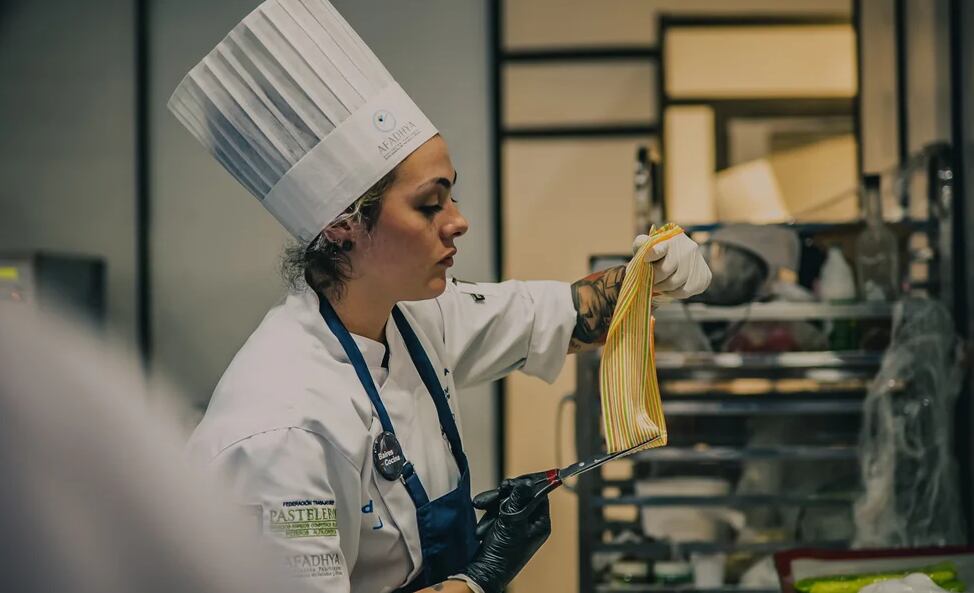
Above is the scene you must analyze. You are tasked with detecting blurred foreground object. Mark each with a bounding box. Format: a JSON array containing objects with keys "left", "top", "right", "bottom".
[
  {"left": 0, "top": 307, "right": 304, "bottom": 593},
  {"left": 854, "top": 298, "right": 966, "bottom": 547}
]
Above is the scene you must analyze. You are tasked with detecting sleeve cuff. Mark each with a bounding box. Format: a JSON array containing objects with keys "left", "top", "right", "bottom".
[
  {"left": 449, "top": 574, "right": 486, "bottom": 593},
  {"left": 520, "top": 280, "right": 576, "bottom": 384}
]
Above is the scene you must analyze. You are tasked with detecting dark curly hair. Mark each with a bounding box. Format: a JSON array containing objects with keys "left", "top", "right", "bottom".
[{"left": 282, "top": 168, "right": 397, "bottom": 300}]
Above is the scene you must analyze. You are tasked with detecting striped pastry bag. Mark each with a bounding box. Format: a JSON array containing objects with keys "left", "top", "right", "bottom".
[{"left": 600, "top": 223, "right": 684, "bottom": 454}]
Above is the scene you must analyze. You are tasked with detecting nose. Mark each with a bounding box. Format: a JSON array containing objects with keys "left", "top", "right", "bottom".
[{"left": 441, "top": 201, "right": 469, "bottom": 240}]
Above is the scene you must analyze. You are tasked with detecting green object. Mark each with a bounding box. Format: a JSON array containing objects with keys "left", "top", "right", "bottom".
[
  {"left": 654, "top": 561, "right": 692, "bottom": 585},
  {"left": 940, "top": 580, "right": 966, "bottom": 592},
  {"left": 795, "top": 562, "right": 959, "bottom": 593}
]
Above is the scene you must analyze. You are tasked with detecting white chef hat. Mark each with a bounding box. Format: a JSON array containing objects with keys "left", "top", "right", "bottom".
[{"left": 168, "top": 0, "right": 438, "bottom": 241}]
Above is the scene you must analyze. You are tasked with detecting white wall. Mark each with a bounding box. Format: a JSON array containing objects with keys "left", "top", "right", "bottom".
[
  {"left": 149, "top": 0, "right": 497, "bottom": 491},
  {"left": 149, "top": 0, "right": 292, "bottom": 420},
  {"left": 0, "top": 0, "right": 137, "bottom": 344}
]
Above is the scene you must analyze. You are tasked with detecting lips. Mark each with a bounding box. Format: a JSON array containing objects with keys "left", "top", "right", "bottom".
[
  {"left": 438, "top": 249, "right": 457, "bottom": 266},
  {"left": 440, "top": 249, "right": 457, "bottom": 261}
]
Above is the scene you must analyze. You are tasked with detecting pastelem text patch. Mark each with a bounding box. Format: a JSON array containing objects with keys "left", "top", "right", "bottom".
[{"left": 268, "top": 499, "right": 338, "bottom": 539}]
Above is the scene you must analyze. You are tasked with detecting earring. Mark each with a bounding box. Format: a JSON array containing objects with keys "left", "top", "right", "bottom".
[{"left": 341, "top": 240, "right": 354, "bottom": 252}]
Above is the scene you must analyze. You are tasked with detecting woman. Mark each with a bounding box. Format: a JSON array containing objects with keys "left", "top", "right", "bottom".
[{"left": 169, "top": 1, "right": 711, "bottom": 592}]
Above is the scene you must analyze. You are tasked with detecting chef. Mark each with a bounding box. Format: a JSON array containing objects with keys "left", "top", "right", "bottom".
[{"left": 168, "top": 1, "right": 712, "bottom": 592}]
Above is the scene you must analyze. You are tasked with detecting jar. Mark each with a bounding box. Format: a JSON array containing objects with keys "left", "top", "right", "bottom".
[
  {"left": 611, "top": 559, "right": 651, "bottom": 585},
  {"left": 655, "top": 560, "right": 693, "bottom": 585}
]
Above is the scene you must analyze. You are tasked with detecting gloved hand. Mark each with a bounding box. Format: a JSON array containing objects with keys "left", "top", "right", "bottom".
[
  {"left": 471, "top": 472, "right": 550, "bottom": 540},
  {"left": 632, "top": 231, "right": 712, "bottom": 300},
  {"left": 471, "top": 478, "right": 511, "bottom": 541},
  {"left": 461, "top": 476, "right": 551, "bottom": 593}
]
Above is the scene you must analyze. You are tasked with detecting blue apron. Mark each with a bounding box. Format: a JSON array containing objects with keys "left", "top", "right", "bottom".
[{"left": 318, "top": 298, "right": 479, "bottom": 592}]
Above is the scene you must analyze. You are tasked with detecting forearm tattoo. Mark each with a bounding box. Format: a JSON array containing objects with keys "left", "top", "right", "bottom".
[{"left": 568, "top": 266, "right": 626, "bottom": 354}]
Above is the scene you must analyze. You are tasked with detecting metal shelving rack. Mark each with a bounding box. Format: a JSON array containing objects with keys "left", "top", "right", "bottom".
[
  {"left": 573, "top": 316, "right": 884, "bottom": 592},
  {"left": 575, "top": 197, "right": 956, "bottom": 593},
  {"left": 573, "top": 75, "right": 957, "bottom": 593}
]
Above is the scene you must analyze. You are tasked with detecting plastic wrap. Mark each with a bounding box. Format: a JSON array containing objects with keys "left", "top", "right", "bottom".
[
  {"left": 860, "top": 574, "right": 951, "bottom": 593},
  {"left": 853, "top": 298, "right": 966, "bottom": 547}
]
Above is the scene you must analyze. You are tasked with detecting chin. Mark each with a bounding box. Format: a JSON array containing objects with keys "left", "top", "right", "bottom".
[
  {"left": 398, "top": 276, "right": 447, "bottom": 302},
  {"left": 423, "top": 276, "right": 448, "bottom": 299}
]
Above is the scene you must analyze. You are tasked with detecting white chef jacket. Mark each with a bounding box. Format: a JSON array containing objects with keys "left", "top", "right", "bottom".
[{"left": 186, "top": 278, "right": 576, "bottom": 593}]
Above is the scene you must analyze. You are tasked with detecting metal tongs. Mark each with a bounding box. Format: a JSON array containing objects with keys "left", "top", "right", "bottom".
[{"left": 499, "top": 435, "right": 664, "bottom": 519}]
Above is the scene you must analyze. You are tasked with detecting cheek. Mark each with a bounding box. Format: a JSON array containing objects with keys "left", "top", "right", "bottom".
[{"left": 369, "top": 218, "right": 430, "bottom": 266}]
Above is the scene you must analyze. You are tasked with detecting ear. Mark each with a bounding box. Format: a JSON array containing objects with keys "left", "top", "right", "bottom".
[{"left": 321, "top": 220, "right": 355, "bottom": 246}]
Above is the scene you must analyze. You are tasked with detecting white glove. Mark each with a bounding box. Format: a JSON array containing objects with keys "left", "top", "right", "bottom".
[{"left": 632, "top": 232, "right": 712, "bottom": 300}]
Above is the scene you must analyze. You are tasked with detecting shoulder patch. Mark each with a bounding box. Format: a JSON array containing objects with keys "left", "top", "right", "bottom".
[
  {"left": 268, "top": 499, "right": 338, "bottom": 539},
  {"left": 283, "top": 552, "right": 344, "bottom": 578}
]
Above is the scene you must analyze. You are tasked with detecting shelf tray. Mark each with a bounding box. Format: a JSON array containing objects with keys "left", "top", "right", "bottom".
[
  {"left": 632, "top": 445, "right": 858, "bottom": 462},
  {"left": 595, "top": 494, "right": 854, "bottom": 507},
  {"left": 654, "top": 301, "right": 893, "bottom": 322},
  {"left": 663, "top": 398, "right": 863, "bottom": 415},
  {"left": 655, "top": 351, "right": 883, "bottom": 380},
  {"left": 591, "top": 540, "right": 846, "bottom": 556}
]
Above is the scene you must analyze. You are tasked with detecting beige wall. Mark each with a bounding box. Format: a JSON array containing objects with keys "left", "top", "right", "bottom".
[
  {"left": 505, "top": 63, "right": 658, "bottom": 127},
  {"left": 859, "top": 0, "right": 898, "bottom": 174},
  {"left": 504, "top": 0, "right": 850, "bottom": 49},
  {"left": 503, "top": 138, "right": 646, "bottom": 592},
  {"left": 665, "top": 25, "right": 857, "bottom": 98},
  {"left": 665, "top": 106, "right": 717, "bottom": 223}
]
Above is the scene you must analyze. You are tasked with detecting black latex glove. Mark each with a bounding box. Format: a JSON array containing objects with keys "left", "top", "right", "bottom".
[
  {"left": 472, "top": 472, "right": 548, "bottom": 541},
  {"left": 462, "top": 476, "right": 551, "bottom": 593}
]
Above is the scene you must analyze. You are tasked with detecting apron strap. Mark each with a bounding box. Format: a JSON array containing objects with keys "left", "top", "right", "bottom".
[
  {"left": 392, "top": 307, "right": 468, "bottom": 473},
  {"left": 318, "top": 296, "right": 396, "bottom": 434},
  {"left": 319, "top": 297, "right": 467, "bottom": 506},
  {"left": 400, "top": 462, "right": 430, "bottom": 507}
]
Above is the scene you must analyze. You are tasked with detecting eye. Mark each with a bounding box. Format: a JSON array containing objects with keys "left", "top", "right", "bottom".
[{"left": 419, "top": 204, "right": 443, "bottom": 218}]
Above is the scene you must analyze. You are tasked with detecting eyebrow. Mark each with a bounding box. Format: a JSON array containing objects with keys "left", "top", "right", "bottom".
[{"left": 417, "top": 170, "right": 459, "bottom": 193}]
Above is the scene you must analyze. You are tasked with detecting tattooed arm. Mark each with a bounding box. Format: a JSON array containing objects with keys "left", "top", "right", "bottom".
[{"left": 568, "top": 266, "right": 626, "bottom": 354}]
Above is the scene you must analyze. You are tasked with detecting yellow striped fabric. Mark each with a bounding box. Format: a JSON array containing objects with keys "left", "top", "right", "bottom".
[{"left": 600, "top": 223, "right": 683, "bottom": 454}]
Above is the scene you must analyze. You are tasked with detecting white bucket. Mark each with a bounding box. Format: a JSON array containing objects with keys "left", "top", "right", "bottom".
[{"left": 634, "top": 477, "right": 744, "bottom": 542}]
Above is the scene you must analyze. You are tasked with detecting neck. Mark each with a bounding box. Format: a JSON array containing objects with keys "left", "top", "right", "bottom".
[{"left": 325, "top": 279, "right": 395, "bottom": 343}]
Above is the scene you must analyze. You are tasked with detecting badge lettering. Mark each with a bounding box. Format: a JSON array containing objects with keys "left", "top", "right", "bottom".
[
  {"left": 373, "top": 431, "right": 406, "bottom": 481},
  {"left": 361, "top": 499, "right": 384, "bottom": 530},
  {"left": 268, "top": 500, "right": 338, "bottom": 539},
  {"left": 376, "top": 121, "right": 421, "bottom": 160},
  {"left": 284, "top": 553, "right": 344, "bottom": 578}
]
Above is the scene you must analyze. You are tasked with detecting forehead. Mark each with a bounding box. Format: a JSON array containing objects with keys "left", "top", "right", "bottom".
[{"left": 394, "top": 135, "right": 454, "bottom": 184}]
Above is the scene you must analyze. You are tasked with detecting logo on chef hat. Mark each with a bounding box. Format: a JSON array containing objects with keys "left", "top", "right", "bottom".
[{"left": 373, "top": 110, "right": 397, "bottom": 132}]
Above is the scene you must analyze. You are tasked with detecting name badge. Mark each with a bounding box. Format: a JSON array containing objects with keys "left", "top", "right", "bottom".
[{"left": 373, "top": 431, "right": 405, "bottom": 481}]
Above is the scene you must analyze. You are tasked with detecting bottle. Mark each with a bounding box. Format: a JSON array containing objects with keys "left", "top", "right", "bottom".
[
  {"left": 819, "top": 247, "right": 857, "bottom": 350},
  {"left": 634, "top": 146, "right": 651, "bottom": 236},
  {"left": 855, "top": 175, "right": 900, "bottom": 301}
]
